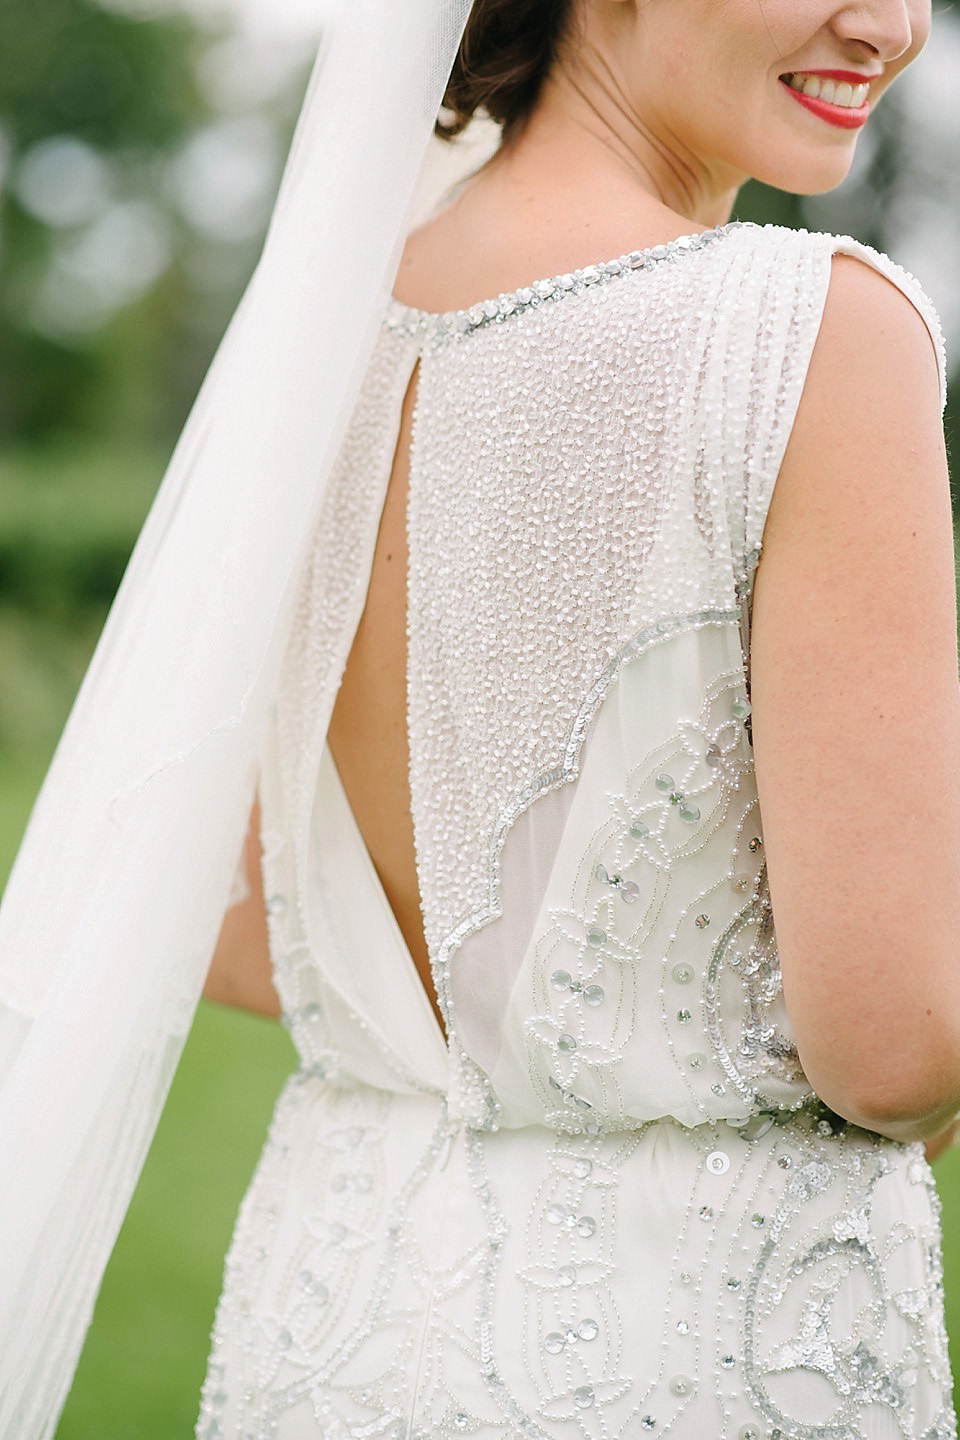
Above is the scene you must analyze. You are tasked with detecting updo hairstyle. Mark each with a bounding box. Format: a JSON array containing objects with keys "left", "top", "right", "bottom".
[{"left": 436, "top": 0, "right": 576, "bottom": 146}]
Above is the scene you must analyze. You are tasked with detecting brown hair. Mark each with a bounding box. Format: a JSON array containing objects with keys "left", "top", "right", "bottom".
[{"left": 436, "top": 0, "right": 576, "bottom": 146}]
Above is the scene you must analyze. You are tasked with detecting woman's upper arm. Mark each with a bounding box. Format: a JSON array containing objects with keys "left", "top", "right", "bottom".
[{"left": 749, "top": 251, "right": 960, "bottom": 1127}]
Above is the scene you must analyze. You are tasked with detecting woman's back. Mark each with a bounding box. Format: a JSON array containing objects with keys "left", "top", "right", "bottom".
[
  {"left": 324, "top": 188, "right": 729, "bottom": 1044},
  {"left": 5, "top": 0, "right": 959, "bottom": 1431},
  {"left": 196, "top": 217, "right": 959, "bottom": 1440}
]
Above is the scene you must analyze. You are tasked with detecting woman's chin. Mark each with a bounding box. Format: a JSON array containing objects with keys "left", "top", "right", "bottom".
[{"left": 754, "top": 151, "right": 858, "bottom": 199}]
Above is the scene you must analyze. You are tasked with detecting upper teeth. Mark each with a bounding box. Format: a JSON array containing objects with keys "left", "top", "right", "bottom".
[{"left": 785, "top": 74, "right": 869, "bottom": 108}]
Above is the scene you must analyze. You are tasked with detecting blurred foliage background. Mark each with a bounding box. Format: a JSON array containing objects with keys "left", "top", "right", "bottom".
[{"left": 0, "top": 0, "right": 957, "bottom": 1433}]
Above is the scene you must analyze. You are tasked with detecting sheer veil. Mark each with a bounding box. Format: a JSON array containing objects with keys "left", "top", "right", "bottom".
[{"left": 0, "top": 2, "right": 492, "bottom": 1433}]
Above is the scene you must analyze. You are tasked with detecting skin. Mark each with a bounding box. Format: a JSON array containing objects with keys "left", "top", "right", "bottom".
[
  {"left": 390, "top": 0, "right": 928, "bottom": 313},
  {"left": 206, "top": 0, "right": 960, "bottom": 1161},
  {"left": 494, "top": 0, "right": 927, "bottom": 223}
]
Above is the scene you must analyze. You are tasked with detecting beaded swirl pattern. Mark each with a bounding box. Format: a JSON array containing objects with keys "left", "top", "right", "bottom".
[{"left": 196, "top": 221, "right": 955, "bottom": 1440}]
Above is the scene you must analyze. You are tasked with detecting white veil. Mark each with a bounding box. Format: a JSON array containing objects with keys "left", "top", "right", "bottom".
[{"left": 0, "top": 2, "right": 489, "bottom": 1434}]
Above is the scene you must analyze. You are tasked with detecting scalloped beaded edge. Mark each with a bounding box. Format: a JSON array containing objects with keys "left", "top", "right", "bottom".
[{"left": 383, "top": 220, "right": 754, "bottom": 339}]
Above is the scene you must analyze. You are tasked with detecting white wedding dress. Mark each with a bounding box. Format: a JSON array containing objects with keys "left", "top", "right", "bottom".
[{"left": 194, "top": 220, "right": 956, "bottom": 1440}]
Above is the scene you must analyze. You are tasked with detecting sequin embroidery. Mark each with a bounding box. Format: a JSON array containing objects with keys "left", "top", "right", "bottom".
[{"left": 196, "top": 222, "right": 955, "bottom": 1440}]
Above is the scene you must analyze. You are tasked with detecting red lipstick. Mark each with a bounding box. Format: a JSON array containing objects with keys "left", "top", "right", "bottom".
[{"left": 779, "top": 73, "right": 872, "bottom": 131}]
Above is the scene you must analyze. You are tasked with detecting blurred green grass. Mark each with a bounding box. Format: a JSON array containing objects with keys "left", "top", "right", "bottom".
[
  {"left": 0, "top": 778, "right": 295, "bottom": 1438},
  {"left": 0, "top": 439, "right": 301, "bottom": 1436},
  {"left": 55, "top": 1005, "right": 295, "bottom": 1440},
  {"left": 0, "top": 441, "right": 957, "bottom": 1434}
]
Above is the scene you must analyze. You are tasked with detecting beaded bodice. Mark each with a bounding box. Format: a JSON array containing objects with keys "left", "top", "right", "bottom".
[
  {"left": 197, "top": 221, "right": 955, "bottom": 1440},
  {"left": 259, "top": 218, "right": 946, "bottom": 1133}
]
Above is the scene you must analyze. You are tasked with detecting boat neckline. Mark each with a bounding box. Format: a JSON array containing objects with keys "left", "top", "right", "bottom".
[{"left": 384, "top": 219, "right": 755, "bottom": 334}]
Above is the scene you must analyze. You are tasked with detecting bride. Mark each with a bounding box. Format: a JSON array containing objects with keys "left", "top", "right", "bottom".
[{"left": 2, "top": 1, "right": 959, "bottom": 1437}]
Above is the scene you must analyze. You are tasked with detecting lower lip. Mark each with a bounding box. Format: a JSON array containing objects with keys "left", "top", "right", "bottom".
[{"left": 779, "top": 77, "right": 870, "bottom": 130}]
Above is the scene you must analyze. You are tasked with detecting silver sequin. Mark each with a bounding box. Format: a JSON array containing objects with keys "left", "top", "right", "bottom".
[{"left": 196, "top": 222, "right": 955, "bottom": 1440}]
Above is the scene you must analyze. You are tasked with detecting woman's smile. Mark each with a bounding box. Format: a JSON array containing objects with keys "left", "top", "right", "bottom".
[{"left": 779, "top": 69, "right": 876, "bottom": 130}]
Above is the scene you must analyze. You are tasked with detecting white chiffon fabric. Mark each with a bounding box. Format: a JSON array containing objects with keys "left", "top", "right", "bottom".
[{"left": 0, "top": 4, "right": 485, "bottom": 1435}]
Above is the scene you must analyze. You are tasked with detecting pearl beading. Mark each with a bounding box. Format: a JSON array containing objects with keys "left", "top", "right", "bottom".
[
  {"left": 196, "top": 220, "right": 956, "bottom": 1438},
  {"left": 384, "top": 222, "right": 751, "bottom": 341}
]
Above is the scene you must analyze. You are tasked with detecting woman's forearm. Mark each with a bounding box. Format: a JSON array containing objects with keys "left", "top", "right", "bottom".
[{"left": 203, "top": 794, "right": 282, "bottom": 1020}]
